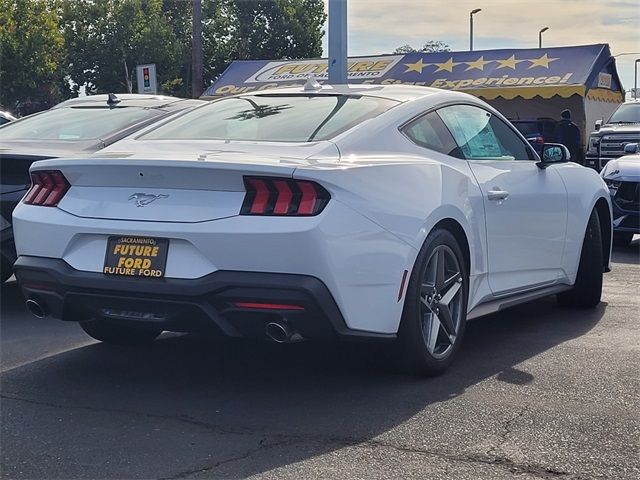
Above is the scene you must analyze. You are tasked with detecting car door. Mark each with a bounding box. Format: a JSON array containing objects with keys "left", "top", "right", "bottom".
[{"left": 437, "top": 104, "right": 568, "bottom": 295}]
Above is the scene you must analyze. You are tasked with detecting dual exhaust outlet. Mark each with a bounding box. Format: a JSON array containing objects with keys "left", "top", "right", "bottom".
[
  {"left": 265, "top": 321, "right": 303, "bottom": 343},
  {"left": 25, "top": 298, "right": 303, "bottom": 344},
  {"left": 25, "top": 299, "right": 48, "bottom": 319}
]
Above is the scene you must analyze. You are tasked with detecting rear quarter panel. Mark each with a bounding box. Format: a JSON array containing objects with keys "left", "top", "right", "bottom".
[{"left": 295, "top": 127, "right": 490, "bottom": 313}]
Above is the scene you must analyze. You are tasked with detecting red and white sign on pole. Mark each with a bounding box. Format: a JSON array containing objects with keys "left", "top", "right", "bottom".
[{"left": 136, "top": 64, "right": 157, "bottom": 94}]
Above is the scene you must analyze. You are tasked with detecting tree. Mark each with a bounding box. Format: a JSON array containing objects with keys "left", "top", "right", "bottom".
[
  {"left": 203, "top": 0, "right": 326, "bottom": 85},
  {"left": 393, "top": 40, "right": 451, "bottom": 54},
  {"left": 62, "top": 0, "right": 184, "bottom": 95},
  {"left": 0, "top": 0, "right": 69, "bottom": 111}
]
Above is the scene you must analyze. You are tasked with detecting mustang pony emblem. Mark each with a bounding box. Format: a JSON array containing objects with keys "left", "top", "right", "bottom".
[{"left": 128, "top": 193, "right": 169, "bottom": 207}]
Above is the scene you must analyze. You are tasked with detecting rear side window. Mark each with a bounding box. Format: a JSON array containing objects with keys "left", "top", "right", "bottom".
[
  {"left": 402, "top": 112, "right": 463, "bottom": 158},
  {"left": 437, "top": 104, "right": 533, "bottom": 161},
  {"left": 139, "top": 94, "right": 398, "bottom": 143}
]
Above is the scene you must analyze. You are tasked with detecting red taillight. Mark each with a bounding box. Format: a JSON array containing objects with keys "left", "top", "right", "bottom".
[
  {"left": 241, "top": 176, "right": 330, "bottom": 216},
  {"left": 23, "top": 170, "right": 70, "bottom": 207}
]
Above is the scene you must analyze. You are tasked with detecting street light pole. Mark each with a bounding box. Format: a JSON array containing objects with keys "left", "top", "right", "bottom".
[
  {"left": 610, "top": 52, "right": 640, "bottom": 100},
  {"left": 635, "top": 58, "right": 639, "bottom": 100},
  {"left": 470, "top": 8, "right": 481, "bottom": 51},
  {"left": 538, "top": 26, "right": 549, "bottom": 48}
]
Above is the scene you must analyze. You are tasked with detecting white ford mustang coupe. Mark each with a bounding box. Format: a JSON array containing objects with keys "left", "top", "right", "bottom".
[{"left": 12, "top": 84, "right": 612, "bottom": 375}]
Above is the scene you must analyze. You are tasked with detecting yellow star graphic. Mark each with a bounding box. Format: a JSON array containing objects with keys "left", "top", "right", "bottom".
[
  {"left": 464, "top": 56, "right": 493, "bottom": 71},
  {"left": 404, "top": 59, "right": 431, "bottom": 74},
  {"left": 528, "top": 53, "right": 559, "bottom": 69},
  {"left": 495, "top": 55, "right": 526, "bottom": 70},
  {"left": 434, "top": 57, "right": 461, "bottom": 73}
]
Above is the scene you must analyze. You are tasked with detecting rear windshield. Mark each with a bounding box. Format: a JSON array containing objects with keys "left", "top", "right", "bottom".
[
  {"left": 608, "top": 103, "right": 640, "bottom": 124},
  {"left": 139, "top": 94, "right": 398, "bottom": 142},
  {"left": 0, "top": 107, "right": 160, "bottom": 141}
]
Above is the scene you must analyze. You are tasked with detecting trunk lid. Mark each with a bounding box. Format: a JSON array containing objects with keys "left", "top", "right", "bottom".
[{"left": 33, "top": 141, "right": 340, "bottom": 223}]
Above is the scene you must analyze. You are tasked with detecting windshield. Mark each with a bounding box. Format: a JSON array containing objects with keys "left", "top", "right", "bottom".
[
  {"left": 0, "top": 107, "right": 161, "bottom": 141},
  {"left": 140, "top": 94, "right": 398, "bottom": 142},
  {"left": 608, "top": 103, "right": 640, "bottom": 124}
]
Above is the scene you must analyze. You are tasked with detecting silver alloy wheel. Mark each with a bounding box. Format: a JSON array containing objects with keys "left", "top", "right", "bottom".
[{"left": 419, "top": 245, "right": 464, "bottom": 359}]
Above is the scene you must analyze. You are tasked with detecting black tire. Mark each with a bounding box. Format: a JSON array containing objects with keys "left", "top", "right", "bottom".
[
  {"left": 557, "top": 209, "right": 603, "bottom": 308},
  {"left": 613, "top": 232, "right": 633, "bottom": 248},
  {"left": 397, "top": 228, "right": 469, "bottom": 376},
  {"left": 80, "top": 319, "right": 162, "bottom": 345}
]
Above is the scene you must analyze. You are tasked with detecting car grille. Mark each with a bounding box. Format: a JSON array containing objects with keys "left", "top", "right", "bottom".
[
  {"left": 614, "top": 181, "right": 640, "bottom": 211},
  {"left": 599, "top": 134, "right": 640, "bottom": 159}
]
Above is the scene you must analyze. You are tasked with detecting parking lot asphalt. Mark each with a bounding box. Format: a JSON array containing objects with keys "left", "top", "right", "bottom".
[{"left": 1, "top": 242, "right": 638, "bottom": 480}]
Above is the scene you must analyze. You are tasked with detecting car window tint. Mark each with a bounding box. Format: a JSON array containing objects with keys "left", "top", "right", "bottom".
[
  {"left": 402, "top": 112, "right": 463, "bottom": 158},
  {"left": 437, "top": 104, "right": 532, "bottom": 161},
  {"left": 140, "top": 95, "right": 398, "bottom": 143},
  {"left": 0, "top": 107, "right": 159, "bottom": 141}
]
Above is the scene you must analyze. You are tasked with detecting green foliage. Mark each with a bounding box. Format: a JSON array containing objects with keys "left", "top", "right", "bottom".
[
  {"left": 1, "top": 0, "right": 327, "bottom": 103},
  {"left": 393, "top": 41, "right": 451, "bottom": 54},
  {"left": 0, "top": 0, "right": 69, "bottom": 110},
  {"left": 203, "top": 0, "right": 326, "bottom": 88},
  {"left": 62, "top": 0, "right": 183, "bottom": 95}
]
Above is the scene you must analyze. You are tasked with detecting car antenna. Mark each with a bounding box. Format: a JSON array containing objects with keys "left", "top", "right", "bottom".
[
  {"left": 303, "top": 76, "right": 322, "bottom": 92},
  {"left": 107, "top": 93, "right": 121, "bottom": 107}
]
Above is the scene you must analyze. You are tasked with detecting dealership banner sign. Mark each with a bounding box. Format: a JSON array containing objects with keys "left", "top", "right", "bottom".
[{"left": 202, "top": 44, "right": 623, "bottom": 101}]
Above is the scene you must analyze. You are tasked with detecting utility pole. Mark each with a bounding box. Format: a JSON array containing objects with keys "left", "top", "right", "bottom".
[
  {"left": 328, "top": 0, "right": 348, "bottom": 84},
  {"left": 469, "top": 9, "right": 481, "bottom": 51},
  {"left": 191, "top": 0, "right": 203, "bottom": 98}
]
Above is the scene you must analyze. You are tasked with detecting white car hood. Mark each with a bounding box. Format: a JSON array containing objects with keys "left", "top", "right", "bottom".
[{"left": 601, "top": 155, "right": 640, "bottom": 181}]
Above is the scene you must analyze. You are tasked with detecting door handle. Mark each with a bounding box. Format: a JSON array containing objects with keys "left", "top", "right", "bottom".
[{"left": 487, "top": 189, "right": 509, "bottom": 201}]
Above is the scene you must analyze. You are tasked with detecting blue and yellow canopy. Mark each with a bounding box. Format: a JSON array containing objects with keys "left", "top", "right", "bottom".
[{"left": 202, "top": 44, "right": 624, "bottom": 103}]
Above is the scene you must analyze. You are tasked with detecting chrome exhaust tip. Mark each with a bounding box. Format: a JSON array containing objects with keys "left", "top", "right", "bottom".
[
  {"left": 265, "top": 321, "right": 303, "bottom": 343},
  {"left": 25, "top": 299, "right": 47, "bottom": 319}
]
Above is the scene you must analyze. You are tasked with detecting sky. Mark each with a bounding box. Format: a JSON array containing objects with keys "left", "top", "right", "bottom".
[{"left": 321, "top": 0, "right": 640, "bottom": 95}]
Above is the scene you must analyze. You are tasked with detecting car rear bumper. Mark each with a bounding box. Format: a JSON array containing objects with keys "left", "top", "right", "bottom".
[
  {"left": 14, "top": 256, "right": 395, "bottom": 341},
  {"left": 1, "top": 225, "right": 16, "bottom": 271},
  {"left": 612, "top": 211, "right": 640, "bottom": 234}
]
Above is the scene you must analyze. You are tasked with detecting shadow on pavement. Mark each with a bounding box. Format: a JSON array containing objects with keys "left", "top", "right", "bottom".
[{"left": 0, "top": 288, "right": 606, "bottom": 479}]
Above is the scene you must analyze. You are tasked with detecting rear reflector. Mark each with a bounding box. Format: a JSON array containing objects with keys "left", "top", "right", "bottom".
[
  {"left": 397, "top": 269, "right": 408, "bottom": 302},
  {"left": 232, "top": 302, "right": 305, "bottom": 311},
  {"left": 23, "top": 170, "right": 70, "bottom": 207},
  {"left": 241, "top": 176, "right": 330, "bottom": 216}
]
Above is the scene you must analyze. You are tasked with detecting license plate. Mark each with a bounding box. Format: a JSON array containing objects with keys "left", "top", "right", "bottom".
[{"left": 103, "top": 236, "right": 169, "bottom": 278}]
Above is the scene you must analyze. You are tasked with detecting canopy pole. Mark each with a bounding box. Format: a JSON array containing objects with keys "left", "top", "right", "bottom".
[{"left": 328, "top": 0, "right": 348, "bottom": 84}]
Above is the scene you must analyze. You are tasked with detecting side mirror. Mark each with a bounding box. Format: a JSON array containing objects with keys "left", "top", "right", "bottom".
[
  {"left": 623, "top": 143, "right": 639, "bottom": 154},
  {"left": 537, "top": 143, "right": 570, "bottom": 169},
  {"left": 595, "top": 119, "right": 603, "bottom": 131}
]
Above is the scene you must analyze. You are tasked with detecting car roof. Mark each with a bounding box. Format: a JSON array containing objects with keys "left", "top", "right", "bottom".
[
  {"left": 53, "top": 94, "right": 205, "bottom": 110},
  {"left": 246, "top": 83, "right": 445, "bottom": 103}
]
